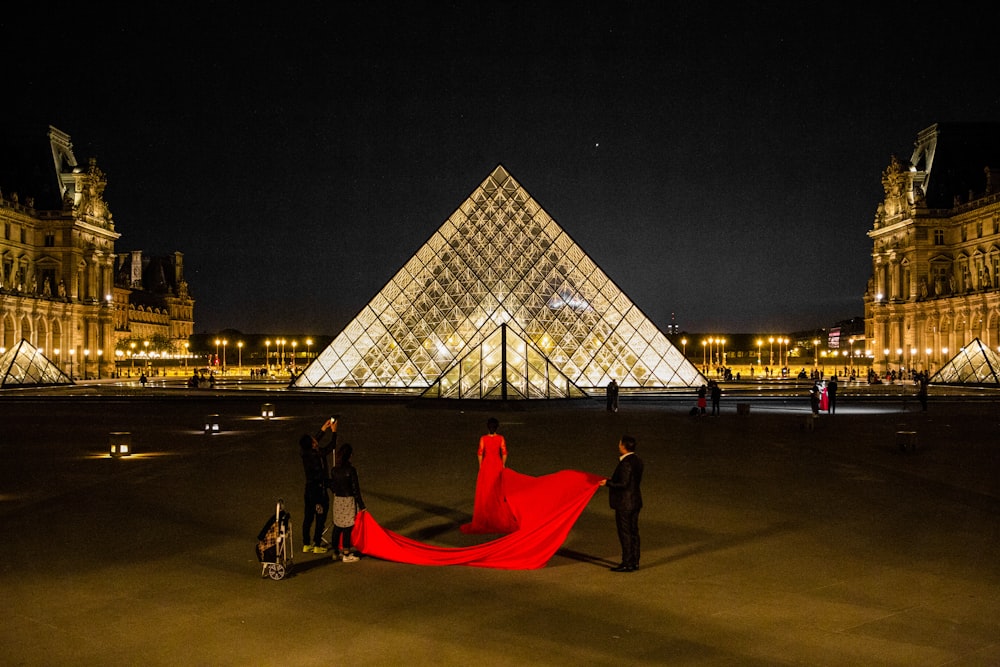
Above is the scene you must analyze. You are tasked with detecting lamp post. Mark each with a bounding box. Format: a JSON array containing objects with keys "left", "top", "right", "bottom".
[
  {"left": 222, "top": 339, "right": 228, "bottom": 371},
  {"left": 130, "top": 342, "right": 136, "bottom": 371},
  {"left": 756, "top": 339, "right": 762, "bottom": 367},
  {"left": 720, "top": 338, "right": 726, "bottom": 368},
  {"left": 681, "top": 337, "right": 687, "bottom": 358},
  {"left": 769, "top": 337, "right": 774, "bottom": 367},
  {"left": 265, "top": 340, "right": 271, "bottom": 371},
  {"left": 701, "top": 339, "right": 707, "bottom": 367},
  {"left": 183, "top": 341, "right": 189, "bottom": 369},
  {"left": 291, "top": 341, "right": 298, "bottom": 370},
  {"left": 813, "top": 339, "right": 820, "bottom": 373},
  {"left": 69, "top": 348, "right": 75, "bottom": 379},
  {"left": 306, "top": 338, "right": 313, "bottom": 362},
  {"left": 238, "top": 341, "right": 243, "bottom": 372},
  {"left": 279, "top": 338, "right": 286, "bottom": 369},
  {"left": 83, "top": 348, "right": 90, "bottom": 380},
  {"left": 97, "top": 349, "right": 103, "bottom": 379}
]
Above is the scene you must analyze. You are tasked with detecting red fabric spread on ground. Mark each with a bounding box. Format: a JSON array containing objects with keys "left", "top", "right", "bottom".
[
  {"left": 461, "top": 433, "right": 517, "bottom": 534},
  {"left": 353, "top": 468, "right": 604, "bottom": 569}
]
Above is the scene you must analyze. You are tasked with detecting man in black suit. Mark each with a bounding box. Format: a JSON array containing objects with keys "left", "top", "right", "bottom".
[{"left": 599, "top": 435, "right": 644, "bottom": 572}]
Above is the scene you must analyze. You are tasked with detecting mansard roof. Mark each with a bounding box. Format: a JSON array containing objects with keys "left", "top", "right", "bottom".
[
  {"left": 0, "top": 123, "right": 77, "bottom": 211},
  {"left": 912, "top": 122, "right": 1000, "bottom": 209}
]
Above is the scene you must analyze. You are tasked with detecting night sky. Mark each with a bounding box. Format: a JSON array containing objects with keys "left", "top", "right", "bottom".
[{"left": 5, "top": 4, "right": 999, "bottom": 337}]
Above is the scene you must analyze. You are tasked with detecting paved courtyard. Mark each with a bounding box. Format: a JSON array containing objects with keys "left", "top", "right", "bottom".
[{"left": 2, "top": 387, "right": 998, "bottom": 665}]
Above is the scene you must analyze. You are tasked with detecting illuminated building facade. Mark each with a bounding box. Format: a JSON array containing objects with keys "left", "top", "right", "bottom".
[
  {"left": 865, "top": 123, "right": 1000, "bottom": 375},
  {"left": 296, "top": 165, "right": 704, "bottom": 397},
  {"left": 0, "top": 126, "right": 194, "bottom": 378}
]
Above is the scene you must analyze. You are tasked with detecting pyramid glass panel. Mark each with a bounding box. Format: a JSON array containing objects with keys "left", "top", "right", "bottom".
[
  {"left": 295, "top": 165, "right": 704, "bottom": 396},
  {"left": 0, "top": 339, "right": 73, "bottom": 388},
  {"left": 930, "top": 338, "right": 1000, "bottom": 385}
]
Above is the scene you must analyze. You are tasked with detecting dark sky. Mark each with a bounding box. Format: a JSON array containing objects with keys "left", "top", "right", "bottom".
[{"left": 5, "top": 3, "right": 999, "bottom": 336}]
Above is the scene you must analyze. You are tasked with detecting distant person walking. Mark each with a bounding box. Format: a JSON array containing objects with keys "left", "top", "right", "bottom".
[
  {"left": 917, "top": 371, "right": 929, "bottom": 411},
  {"left": 709, "top": 380, "right": 721, "bottom": 416},
  {"left": 606, "top": 379, "right": 619, "bottom": 412},
  {"left": 827, "top": 375, "right": 838, "bottom": 414}
]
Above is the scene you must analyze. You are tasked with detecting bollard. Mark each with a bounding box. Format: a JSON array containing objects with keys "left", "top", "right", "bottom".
[{"left": 261, "top": 403, "right": 275, "bottom": 420}]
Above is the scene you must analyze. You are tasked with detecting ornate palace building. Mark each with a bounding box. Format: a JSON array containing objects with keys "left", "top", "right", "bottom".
[
  {"left": 865, "top": 123, "right": 1000, "bottom": 375},
  {"left": 0, "top": 126, "right": 194, "bottom": 378}
]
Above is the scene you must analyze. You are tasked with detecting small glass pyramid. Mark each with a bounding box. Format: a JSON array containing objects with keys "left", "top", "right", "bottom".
[
  {"left": 0, "top": 339, "right": 74, "bottom": 388},
  {"left": 930, "top": 338, "right": 1000, "bottom": 385},
  {"left": 295, "top": 165, "right": 704, "bottom": 397}
]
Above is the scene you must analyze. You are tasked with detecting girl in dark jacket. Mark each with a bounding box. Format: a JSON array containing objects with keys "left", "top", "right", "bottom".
[{"left": 329, "top": 443, "right": 366, "bottom": 562}]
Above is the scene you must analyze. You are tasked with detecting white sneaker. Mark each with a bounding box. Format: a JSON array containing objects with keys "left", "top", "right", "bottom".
[{"left": 341, "top": 553, "right": 359, "bottom": 563}]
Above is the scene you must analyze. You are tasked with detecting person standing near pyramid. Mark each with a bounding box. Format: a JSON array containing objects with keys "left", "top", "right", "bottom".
[{"left": 461, "top": 417, "right": 518, "bottom": 534}]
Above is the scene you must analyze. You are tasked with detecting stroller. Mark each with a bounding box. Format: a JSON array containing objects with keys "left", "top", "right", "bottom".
[{"left": 256, "top": 499, "right": 292, "bottom": 580}]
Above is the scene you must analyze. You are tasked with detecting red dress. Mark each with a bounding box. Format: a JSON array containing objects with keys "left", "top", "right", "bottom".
[{"left": 461, "top": 434, "right": 518, "bottom": 534}]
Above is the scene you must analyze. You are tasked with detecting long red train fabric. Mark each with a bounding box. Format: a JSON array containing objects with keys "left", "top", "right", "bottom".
[{"left": 353, "top": 468, "right": 604, "bottom": 569}]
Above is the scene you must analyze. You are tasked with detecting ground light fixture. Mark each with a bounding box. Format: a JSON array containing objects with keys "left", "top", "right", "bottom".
[
  {"left": 204, "top": 414, "right": 221, "bottom": 433},
  {"left": 109, "top": 432, "right": 132, "bottom": 457}
]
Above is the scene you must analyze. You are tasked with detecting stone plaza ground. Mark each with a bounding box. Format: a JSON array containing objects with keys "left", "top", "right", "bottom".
[{"left": 2, "top": 383, "right": 998, "bottom": 665}]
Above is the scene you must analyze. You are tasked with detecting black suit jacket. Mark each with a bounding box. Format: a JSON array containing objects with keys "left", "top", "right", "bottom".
[{"left": 606, "top": 452, "right": 643, "bottom": 511}]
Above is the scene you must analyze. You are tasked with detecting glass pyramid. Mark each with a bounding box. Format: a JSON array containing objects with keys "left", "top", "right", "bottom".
[
  {"left": 294, "top": 165, "right": 704, "bottom": 397},
  {"left": 930, "top": 337, "right": 1000, "bottom": 385},
  {"left": 0, "top": 339, "right": 74, "bottom": 388}
]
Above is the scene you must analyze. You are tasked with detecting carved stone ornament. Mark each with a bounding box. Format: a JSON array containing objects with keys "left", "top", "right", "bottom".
[
  {"left": 74, "top": 158, "right": 114, "bottom": 227},
  {"left": 880, "top": 155, "right": 913, "bottom": 219}
]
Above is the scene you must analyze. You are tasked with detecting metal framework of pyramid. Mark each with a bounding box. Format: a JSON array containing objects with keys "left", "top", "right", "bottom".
[
  {"left": 929, "top": 337, "right": 1000, "bottom": 385},
  {"left": 294, "top": 165, "right": 704, "bottom": 398},
  {"left": 0, "top": 339, "right": 74, "bottom": 388}
]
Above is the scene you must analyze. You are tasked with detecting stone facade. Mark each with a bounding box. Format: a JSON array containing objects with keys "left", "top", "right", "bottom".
[
  {"left": 865, "top": 123, "right": 1000, "bottom": 375},
  {"left": 0, "top": 126, "right": 194, "bottom": 378}
]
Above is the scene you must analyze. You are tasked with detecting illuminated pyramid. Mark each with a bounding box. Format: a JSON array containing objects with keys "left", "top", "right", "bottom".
[
  {"left": 295, "top": 165, "right": 704, "bottom": 398},
  {"left": 0, "top": 339, "right": 73, "bottom": 388},
  {"left": 930, "top": 337, "right": 1000, "bottom": 385}
]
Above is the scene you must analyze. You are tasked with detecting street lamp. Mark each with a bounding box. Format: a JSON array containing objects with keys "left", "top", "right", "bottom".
[
  {"left": 222, "top": 339, "right": 228, "bottom": 370},
  {"left": 681, "top": 337, "right": 687, "bottom": 358},
  {"left": 97, "top": 349, "right": 103, "bottom": 379},
  {"left": 306, "top": 338, "right": 313, "bottom": 361},
  {"left": 813, "top": 339, "right": 820, "bottom": 373},
  {"left": 238, "top": 341, "right": 243, "bottom": 371},
  {"left": 265, "top": 340, "right": 272, "bottom": 370},
  {"left": 756, "top": 339, "right": 762, "bottom": 367},
  {"left": 291, "top": 341, "right": 298, "bottom": 370},
  {"left": 183, "top": 341, "right": 189, "bottom": 369},
  {"left": 83, "top": 348, "right": 90, "bottom": 380},
  {"left": 768, "top": 337, "right": 774, "bottom": 366},
  {"left": 69, "top": 349, "right": 75, "bottom": 378},
  {"left": 720, "top": 338, "right": 726, "bottom": 367},
  {"left": 701, "top": 339, "right": 707, "bottom": 367}
]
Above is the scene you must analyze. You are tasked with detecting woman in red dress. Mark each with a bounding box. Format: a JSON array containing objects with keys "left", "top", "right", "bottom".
[{"left": 461, "top": 417, "right": 518, "bottom": 534}]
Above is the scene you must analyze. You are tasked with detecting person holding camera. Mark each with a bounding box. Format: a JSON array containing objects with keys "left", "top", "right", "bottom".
[{"left": 298, "top": 417, "right": 337, "bottom": 553}]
